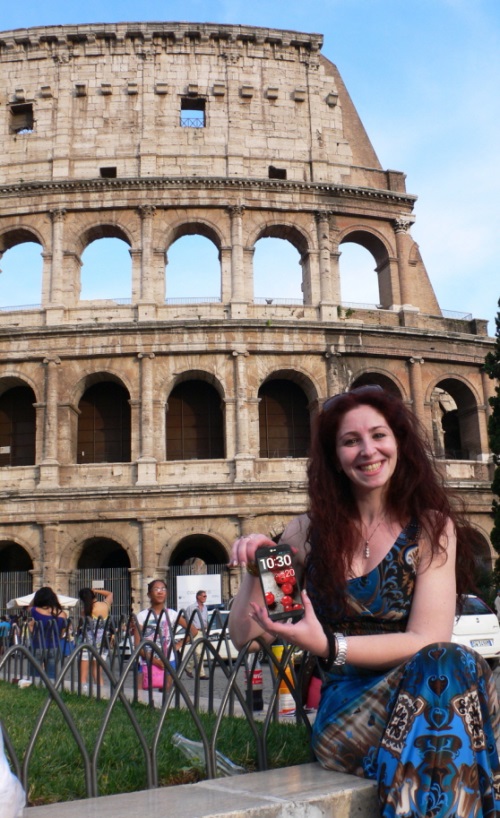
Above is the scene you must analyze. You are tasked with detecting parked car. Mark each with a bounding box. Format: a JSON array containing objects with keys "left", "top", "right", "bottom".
[
  {"left": 452, "top": 595, "right": 500, "bottom": 668},
  {"left": 205, "top": 610, "right": 239, "bottom": 662}
]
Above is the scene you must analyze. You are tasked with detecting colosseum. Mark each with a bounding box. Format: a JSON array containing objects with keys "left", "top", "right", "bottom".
[{"left": 0, "top": 21, "right": 495, "bottom": 615}]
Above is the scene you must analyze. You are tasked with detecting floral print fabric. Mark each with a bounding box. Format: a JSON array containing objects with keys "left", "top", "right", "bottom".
[{"left": 311, "top": 522, "right": 500, "bottom": 817}]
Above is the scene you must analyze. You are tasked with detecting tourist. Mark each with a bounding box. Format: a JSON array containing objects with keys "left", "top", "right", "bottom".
[{"left": 229, "top": 385, "right": 500, "bottom": 816}]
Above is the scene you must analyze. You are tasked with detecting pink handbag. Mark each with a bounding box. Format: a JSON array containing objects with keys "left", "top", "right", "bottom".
[{"left": 142, "top": 662, "right": 165, "bottom": 690}]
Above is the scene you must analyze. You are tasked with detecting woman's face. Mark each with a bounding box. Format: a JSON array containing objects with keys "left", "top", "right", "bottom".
[
  {"left": 148, "top": 582, "right": 167, "bottom": 605},
  {"left": 335, "top": 404, "right": 398, "bottom": 496}
]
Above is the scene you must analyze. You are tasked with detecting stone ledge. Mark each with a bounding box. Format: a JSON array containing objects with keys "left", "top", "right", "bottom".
[{"left": 24, "top": 763, "right": 379, "bottom": 818}]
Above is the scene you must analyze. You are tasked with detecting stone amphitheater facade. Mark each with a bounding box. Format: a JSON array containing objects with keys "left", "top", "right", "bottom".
[{"left": 0, "top": 21, "right": 495, "bottom": 612}]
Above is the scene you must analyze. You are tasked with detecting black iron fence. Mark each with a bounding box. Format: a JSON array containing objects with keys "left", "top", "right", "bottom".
[{"left": 0, "top": 610, "right": 319, "bottom": 802}]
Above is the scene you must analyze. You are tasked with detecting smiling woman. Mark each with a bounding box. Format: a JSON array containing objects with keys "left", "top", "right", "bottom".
[{"left": 229, "top": 384, "right": 500, "bottom": 817}]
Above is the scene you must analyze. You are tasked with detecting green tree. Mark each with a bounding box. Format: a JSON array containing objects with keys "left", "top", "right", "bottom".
[{"left": 484, "top": 298, "right": 500, "bottom": 578}]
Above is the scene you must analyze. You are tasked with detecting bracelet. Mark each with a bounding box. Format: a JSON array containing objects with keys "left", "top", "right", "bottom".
[
  {"left": 333, "top": 632, "right": 348, "bottom": 666},
  {"left": 246, "top": 561, "right": 260, "bottom": 577}
]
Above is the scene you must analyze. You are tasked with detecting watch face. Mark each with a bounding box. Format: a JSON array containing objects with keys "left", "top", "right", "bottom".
[{"left": 255, "top": 545, "right": 304, "bottom": 621}]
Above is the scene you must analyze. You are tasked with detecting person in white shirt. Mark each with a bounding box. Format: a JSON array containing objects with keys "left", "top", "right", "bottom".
[{"left": 184, "top": 590, "right": 209, "bottom": 679}]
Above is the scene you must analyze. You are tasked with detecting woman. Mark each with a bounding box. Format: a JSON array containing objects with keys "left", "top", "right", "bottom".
[
  {"left": 29, "top": 586, "right": 67, "bottom": 680},
  {"left": 133, "top": 579, "right": 197, "bottom": 690},
  {"left": 78, "top": 587, "right": 113, "bottom": 690},
  {"left": 229, "top": 385, "right": 500, "bottom": 817}
]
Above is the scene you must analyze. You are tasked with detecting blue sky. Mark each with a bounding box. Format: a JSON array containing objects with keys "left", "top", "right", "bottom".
[{"left": 1, "top": 0, "right": 499, "bottom": 334}]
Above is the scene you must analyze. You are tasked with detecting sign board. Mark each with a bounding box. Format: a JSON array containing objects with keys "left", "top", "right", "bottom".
[{"left": 176, "top": 574, "right": 222, "bottom": 612}]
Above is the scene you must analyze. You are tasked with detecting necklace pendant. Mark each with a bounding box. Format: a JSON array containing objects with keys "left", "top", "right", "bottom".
[{"left": 364, "top": 541, "right": 370, "bottom": 559}]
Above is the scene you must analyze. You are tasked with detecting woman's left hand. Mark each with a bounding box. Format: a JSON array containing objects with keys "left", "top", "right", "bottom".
[{"left": 249, "top": 590, "right": 328, "bottom": 658}]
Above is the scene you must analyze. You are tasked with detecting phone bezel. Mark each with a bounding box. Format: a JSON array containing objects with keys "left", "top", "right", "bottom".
[{"left": 254, "top": 544, "right": 303, "bottom": 621}]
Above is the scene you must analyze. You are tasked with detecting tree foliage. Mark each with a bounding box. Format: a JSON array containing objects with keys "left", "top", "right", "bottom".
[{"left": 484, "top": 298, "right": 500, "bottom": 574}]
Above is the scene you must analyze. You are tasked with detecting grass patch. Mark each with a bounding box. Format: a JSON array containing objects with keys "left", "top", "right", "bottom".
[{"left": 0, "top": 682, "right": 311, "bottom": 805}]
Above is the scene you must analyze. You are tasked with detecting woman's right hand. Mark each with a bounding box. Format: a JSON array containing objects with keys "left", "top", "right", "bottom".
[{"left": 229, "top": 532, "right": 275, "bottom": 570}]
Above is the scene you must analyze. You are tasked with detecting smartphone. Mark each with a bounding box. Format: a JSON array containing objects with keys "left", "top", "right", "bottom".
[{"left": 255, "top": 544, "right": 304, "bottom": 621}]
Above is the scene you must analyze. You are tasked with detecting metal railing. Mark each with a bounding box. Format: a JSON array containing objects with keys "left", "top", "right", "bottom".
[{"left": 0, "top": 612, "right": 317, "bottom": 801}]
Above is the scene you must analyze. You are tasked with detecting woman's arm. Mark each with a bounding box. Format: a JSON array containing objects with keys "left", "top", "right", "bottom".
[
  {"left": 247, "top": 517, "right": 457, "bottom": 671},
  {"left": 95, "top": 589, "right": 113, "bottom": 606}
]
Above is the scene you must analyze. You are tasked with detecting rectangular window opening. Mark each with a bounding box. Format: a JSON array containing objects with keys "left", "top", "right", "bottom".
[
  {"left": 100, "top": 167, "right": 117, "bottom": 178},
  {"left": 180, "top": 97, "right": 206, "bottom": 128},
  {"left": 10, "top": 103, "right": 34, "bottom": 135},
  {"left": 268, "top": 166, "right": 287, "bottom": 180}
]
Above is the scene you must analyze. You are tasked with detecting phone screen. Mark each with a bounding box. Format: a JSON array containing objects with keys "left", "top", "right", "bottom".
[{"left": 255, "top": 544, "right": 304, "bottom": 621}]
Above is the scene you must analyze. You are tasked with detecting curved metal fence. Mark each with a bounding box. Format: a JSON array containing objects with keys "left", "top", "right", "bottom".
[{"left": 0, "top": 612, "right": 319, "bottom": 801}]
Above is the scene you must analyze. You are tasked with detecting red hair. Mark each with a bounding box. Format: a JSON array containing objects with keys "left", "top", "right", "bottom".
[{"left": 306, "top": 388, "right": 475, "bottom": 614}]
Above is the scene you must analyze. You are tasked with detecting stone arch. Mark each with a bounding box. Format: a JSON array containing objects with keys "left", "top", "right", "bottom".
[
  {"left": 77, "top": 537, "right": 132, "bottom": 568},
  {"left": 427, "top": 376, "right": 482, "bottom": 460},
  {"left": 258, "top": 369, "right": 314, "bottom": 458},
  {"left": 0, "top": 225, "right": 44, "bottom": 254},
  {"left": 0, "top": 373, "right": 40, "bottom": 401},
  {"left": 0, "top": 539, "right": 34, "bottom": 612},
  {"left": 0, "top": 537, "right": 36, "bottom": 568},
  {"left": 350, "top": 370, "right": 406, "bottom": 400},
  {"left": 166, "top": 368, "right": 226, "bottom": 401},
  {"left": 468, "top": 526, "right": 495, "bottom": 570},
  {"left": 165, "top": 373, "right": 225, "bottom": 461},
  {"left": 71, "top": 368, "right": 135, "bottom": 406},
  {"left": 338, "top": 225, "right": 394, "bottom": 265},
  {"left": 0, "top": 377, "right": 37, "bottom": 466},
  {"left": 77, "top": 222, "right": 133, "bottom": 255},
  {"left": 71, "top": 372, "right": 132, "bottom": 465},
  {"left": 59, "top": 531, "right": 138, "bottom": 572},
  {"left": 164, "top": 218, "right": 224, "bottom": 252},
  {"left": 258, "top": 367, "right": 318, "bottom": 405},
  {"left": 249, "top": 221, "right": 311, "bottom": 257},
  {"left": 339, "top": 226, "right": 395, "bottom": 309},
  {"left": 169, "top": 533, "right": 229, "bottom": 566}
]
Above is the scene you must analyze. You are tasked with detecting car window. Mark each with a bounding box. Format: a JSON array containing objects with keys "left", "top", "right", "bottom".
[{"left": 458, "top": 597, "right": 492, "bottom": 616}]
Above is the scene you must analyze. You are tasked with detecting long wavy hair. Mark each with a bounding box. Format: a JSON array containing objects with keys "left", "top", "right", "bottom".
[
  {"left": 32, "top": 586, "right": 63, "bottom": 616},
  {"left": 306, "top": 387, "right": 476, "bottom": 615}
]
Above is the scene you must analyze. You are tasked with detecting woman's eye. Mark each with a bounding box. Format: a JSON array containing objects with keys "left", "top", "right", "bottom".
[{"left": 343, "top": 437, "right": 358, "bottom": 446}]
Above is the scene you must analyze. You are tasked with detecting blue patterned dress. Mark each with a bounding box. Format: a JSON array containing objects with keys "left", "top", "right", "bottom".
[{"left": 310, "top": 520, "right": 500, "bottom": 817}]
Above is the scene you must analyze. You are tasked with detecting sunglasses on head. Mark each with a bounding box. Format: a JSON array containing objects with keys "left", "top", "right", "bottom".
[{"left": 323, "top": 384, "right": 384, "bottom": 413}]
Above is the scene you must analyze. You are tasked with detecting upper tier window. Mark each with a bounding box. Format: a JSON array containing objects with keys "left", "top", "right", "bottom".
[
  {"left": 180, "top": 97, "right": 205, "bottom": 128},
  {"left": 10, "top": 103, "right": 34, "bottom": 135}
]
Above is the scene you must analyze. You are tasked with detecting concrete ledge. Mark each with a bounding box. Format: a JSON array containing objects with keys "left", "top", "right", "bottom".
[{"left": 24, "top": 763, "right": 379, "bottom": 817}]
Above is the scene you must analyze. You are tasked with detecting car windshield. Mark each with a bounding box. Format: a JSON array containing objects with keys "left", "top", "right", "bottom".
[{"left": 458, "top": 597, "right": 492, "bottom": 616}]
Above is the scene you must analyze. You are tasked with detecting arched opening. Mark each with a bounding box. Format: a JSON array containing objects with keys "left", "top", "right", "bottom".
[
  {"left": 258, "top": 379, "right": 310, "bottom": 458},
  {"left": 430, "top": 380, "right": 481, "bottom": 460},
  {"left": 166, "top": 381, "right": 224, "bottom": 460},
  {"left": 0, "top": 541, "right": 33, "bottom": 615},
  {"left": 77, "top": 382, "right": 131, "bottom": 463},
  {"left": 168, "top": 534, "right": 229, "bottom": 607},
  {"left": 253, "top": 237, "right": 303, "bottom": 302},
  {"left": 339, "top": 242, "right": 380, "bottom": 308},
  {"left": 0, "top": 241, "right": 43, "bottom": 309},
  {"left": 80, "top": 236, "right": 132, "bottom": 301},
  {"left": 0, "top": 385, "right": 36, "bottom": 466},
  {"left": 350, "top": 374, "right": 402, "bottom": 398},
  {"left": 70, "top": 538, "right": 131, "bottom": 618},
  {"left": 165, "top": 234, "right": 220, "bottom": 302}
]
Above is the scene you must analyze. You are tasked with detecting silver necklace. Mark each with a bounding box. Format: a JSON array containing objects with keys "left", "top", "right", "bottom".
[{"left": 362, "top": 518, "right": 385, "bottom": 559}]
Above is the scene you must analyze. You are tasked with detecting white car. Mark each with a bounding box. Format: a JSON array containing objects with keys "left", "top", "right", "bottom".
[
  {"left": 452, "top": 595, "right": 500, "bottom": 667},
  {"left": 205, "top": 610, "right": 240, "bottom": 662}
]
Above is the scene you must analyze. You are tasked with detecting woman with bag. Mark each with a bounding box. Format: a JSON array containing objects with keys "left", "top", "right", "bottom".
[{"left": 133, "top": 579, "right": 197, "bottom": 690}]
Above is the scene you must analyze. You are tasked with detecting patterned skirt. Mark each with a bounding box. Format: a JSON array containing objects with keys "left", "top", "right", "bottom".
[{"left": 312, "top": 643, "right": 500, "bottom": 817}]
